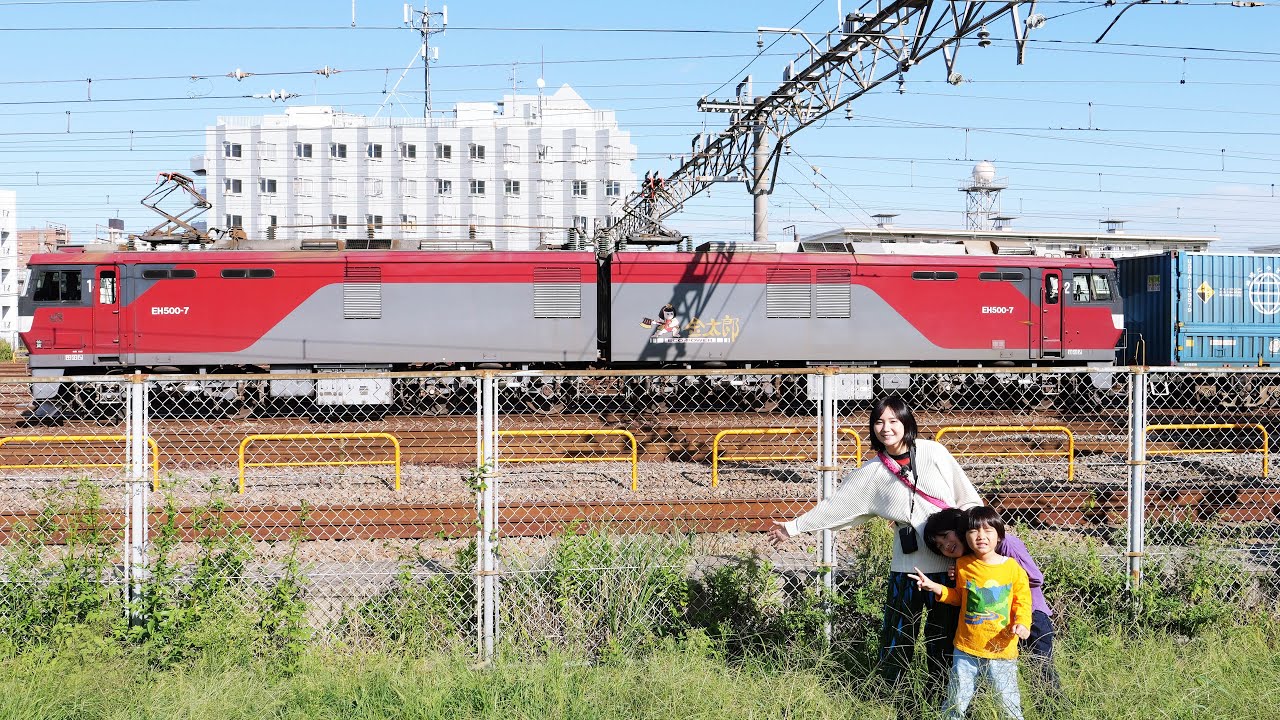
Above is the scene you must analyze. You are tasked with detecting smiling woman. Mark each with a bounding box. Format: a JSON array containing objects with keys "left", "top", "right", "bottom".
[{"left": 767, "top": 394, "right": 982, "bottom": 714}]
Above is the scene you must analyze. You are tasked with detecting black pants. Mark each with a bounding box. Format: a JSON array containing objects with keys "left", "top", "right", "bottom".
[
  {"left": 878, "top": 570, "right": 959, "bottom": 696},
  {"left": 1025, "top": 609, "right": 1061, "bottom": 693}
]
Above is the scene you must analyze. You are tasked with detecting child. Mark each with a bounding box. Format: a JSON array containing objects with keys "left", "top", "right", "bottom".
[
  {"left": 911, "top": 507, "right": 1031, "bottom": 720},
  {"left": 924, "top": 508, "right": 1061, "bottom": 695}
]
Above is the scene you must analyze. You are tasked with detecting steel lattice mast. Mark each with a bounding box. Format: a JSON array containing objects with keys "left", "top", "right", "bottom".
[{"left": 601, "top": 0, "right": 1043, "bottom": 252}]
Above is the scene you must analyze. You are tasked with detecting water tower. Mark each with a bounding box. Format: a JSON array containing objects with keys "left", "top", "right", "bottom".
[{"left": 960, "top": 160, "right": 1007, "bottom": 231}]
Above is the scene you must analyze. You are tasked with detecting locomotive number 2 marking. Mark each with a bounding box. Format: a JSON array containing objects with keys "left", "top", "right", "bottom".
[
  {"left": 981, "top": 306, "right": 1016, "bottom": 314},
  {"left": 151, "top": 306, "right": 190, "bottom": 316}
]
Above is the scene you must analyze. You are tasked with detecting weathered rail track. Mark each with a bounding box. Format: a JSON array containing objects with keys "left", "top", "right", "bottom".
[{"left": 4, "top": 489, "right": 1277, "bottom": 544}]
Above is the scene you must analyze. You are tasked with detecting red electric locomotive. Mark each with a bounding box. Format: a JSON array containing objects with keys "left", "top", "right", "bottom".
[{"left": 17, "top": 244, "right": 1123, "bottom": 418}]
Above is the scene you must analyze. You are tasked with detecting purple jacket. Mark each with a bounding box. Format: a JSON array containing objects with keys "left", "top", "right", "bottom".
[{"left": 997, "top": 534, "right": 1052, "bottom": 618}]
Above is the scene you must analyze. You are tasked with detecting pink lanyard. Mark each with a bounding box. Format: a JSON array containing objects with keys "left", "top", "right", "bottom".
[{"left": 878, "top": 451, "right": 952, "bottom": 511}]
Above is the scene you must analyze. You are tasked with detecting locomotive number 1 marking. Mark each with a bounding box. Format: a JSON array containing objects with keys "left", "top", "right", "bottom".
[{"left": 151, "top": 306, "right": 190, "bottom": 316}]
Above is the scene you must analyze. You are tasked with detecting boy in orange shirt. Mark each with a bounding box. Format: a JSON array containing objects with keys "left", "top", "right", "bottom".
[{"left": 911, "top": 506, "right": 1032, "bottom": 720}]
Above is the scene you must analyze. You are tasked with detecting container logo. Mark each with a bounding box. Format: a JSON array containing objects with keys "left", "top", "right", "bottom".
[{"left": 1247, "top": 272, "right": 1280, "bottom": 315}]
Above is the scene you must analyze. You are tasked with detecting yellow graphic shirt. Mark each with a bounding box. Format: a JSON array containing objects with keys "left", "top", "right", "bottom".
[{"left": 937, "top": 554, "right": 1032, "bottom": 660}]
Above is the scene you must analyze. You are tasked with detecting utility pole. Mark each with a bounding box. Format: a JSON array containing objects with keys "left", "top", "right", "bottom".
[{"left": 407, "top": 2, "right": 448, "bottom": 118}]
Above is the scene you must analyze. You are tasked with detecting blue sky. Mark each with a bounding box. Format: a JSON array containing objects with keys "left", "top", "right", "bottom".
[{"left": 2, "top": 0, "right": 1279, "bottom": 250}]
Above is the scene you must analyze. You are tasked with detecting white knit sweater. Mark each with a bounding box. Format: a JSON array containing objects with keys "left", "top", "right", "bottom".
[{"left": 782, "top": 439, "right": 982, "bottom": 574}]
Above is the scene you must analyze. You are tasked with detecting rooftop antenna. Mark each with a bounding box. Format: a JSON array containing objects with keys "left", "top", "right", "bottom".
[
  {"left": 537, "top": 47, "right": 545, "bottom": 124},
  {"left": 404, "top": 3, "right": 447, "bottom": 119}
]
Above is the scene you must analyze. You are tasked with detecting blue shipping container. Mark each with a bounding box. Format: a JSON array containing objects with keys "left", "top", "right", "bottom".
[{"left": 1116, "top": 251, "right": 1280, "bottom": 367}]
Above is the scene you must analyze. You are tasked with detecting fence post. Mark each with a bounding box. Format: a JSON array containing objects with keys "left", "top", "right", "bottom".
[
  {"left": 1127, "top": 368, "right": 1148, "bottom": 588},
  {"left": 477, "top": 373, "right": 499, "bottom": 661},
  {"left": 123, "top": 374, "right": 150, "bottom": 620},
  {"left": 818, "top": 371, "right": 837, "bottom": 643}
]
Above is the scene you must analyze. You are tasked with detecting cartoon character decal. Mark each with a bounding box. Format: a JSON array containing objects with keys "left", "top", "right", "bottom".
[{"left": 640, "top": 303, "right": 681, "bottom": 337}]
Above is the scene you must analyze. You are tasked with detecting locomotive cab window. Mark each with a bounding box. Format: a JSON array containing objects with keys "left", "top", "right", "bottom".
[
  {"left": 142, "top": 269, "right": 196, "bottom": 279},
  {"left": 32, "top": 269, "right": 83, "bottom": 303},
  {"left": 98, "top": 271, "right": 117, "bottom": 304},
  {"left": 1069, "top": 272, "right": 1112, "bottom": 302}
]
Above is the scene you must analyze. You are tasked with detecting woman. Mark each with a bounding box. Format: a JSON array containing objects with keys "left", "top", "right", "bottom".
[{"left": 768, "top": 395, "right": 982, "bottom": 700}]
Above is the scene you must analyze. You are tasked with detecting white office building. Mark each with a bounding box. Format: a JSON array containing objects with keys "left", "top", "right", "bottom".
[
  {"left": 0, "top": 191, "right": 16, "bottom": 350},
  {"left": 204, "top": 85, "right": 638, "bottom": 249}
]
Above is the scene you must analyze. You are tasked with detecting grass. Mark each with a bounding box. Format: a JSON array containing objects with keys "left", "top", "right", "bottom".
[{"left": 0, "top": 621, "right": 1276, "bottom": 720}]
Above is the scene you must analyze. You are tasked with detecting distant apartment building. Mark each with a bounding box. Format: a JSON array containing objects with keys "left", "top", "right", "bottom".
[
  {"left": 204, "top": 85, "right": 638, "bottom": 249},
  {"left": 0, "top": 191, "right": 16, "bottom": 349},
  {"left": 16, "top": 223, "right": 70, "bottom": 289}
]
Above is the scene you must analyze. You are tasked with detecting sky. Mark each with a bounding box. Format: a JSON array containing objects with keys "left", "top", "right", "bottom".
[{"left": 2, "top": 0, "right": 1280, "bottom": 250}]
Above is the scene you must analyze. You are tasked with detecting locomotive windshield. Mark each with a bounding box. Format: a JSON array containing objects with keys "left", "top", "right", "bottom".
[
  {"left": 1070, "top": 272, "right": 1114, "bottom": 303},
  {"left": 31, "top": 269, "right": 83, "bottom": 303}
]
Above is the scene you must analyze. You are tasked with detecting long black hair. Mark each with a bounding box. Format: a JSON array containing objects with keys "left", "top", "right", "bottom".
[{"left": 868, "top": 394, "right": 919, "bottom": 454}]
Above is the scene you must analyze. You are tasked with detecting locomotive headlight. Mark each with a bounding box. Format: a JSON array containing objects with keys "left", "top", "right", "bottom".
[
  {"left": 17, "top": 314, "right": 32, "bottom": 333},
  {"left": 1112, "top": 313, "right": 1123, "bottom": 330}
]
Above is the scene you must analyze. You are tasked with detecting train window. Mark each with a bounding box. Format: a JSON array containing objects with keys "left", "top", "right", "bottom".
[
  {"left": 98, "top": 272, "right": 117, "bottom": 304},
  {"left": 979, "top": 271, "right": 1024, "bottom": 281},
  {"left": 1045, "top": 275, "right": 1060, "bottom": 304},
  {"left": 911, "top": 271, "right": 958, "bottom": 280},
  {"left": 1090, "top": 273, "right": 1113, "bottom": 300},
  {"left": 220, "top": 268, "right": 275, "bottom": 279},
  {"left": 32, "top": 269, "right": 83, "bottom": 303},
  {"left": 142, "top": 268, "right": 196, "bottom": 279},
  {"left": 1071, "top": 275, "right": 1092, "bottom": 302}
]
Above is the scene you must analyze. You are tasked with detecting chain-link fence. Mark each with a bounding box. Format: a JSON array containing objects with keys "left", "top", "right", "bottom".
[{"left": 0, "top": 367, "right": 1275, "bottom": 659}]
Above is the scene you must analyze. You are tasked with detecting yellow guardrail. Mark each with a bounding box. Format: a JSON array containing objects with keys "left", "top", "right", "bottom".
[
  {"left": 497, "top": 429, "right": 639, "bottom": 491},
  {"left": 935, "top": 425, "right": 1076, "bottom": 482},
  {"left": 711, "top": 428, "right": 864, "bottom": 488},
  {"left": 1144, "top": 423, "right": 1269, "bottom": 478},
  {"left": 0, "top": 435, "right": 161, "bottom": 489},
  {"left": 237, "top": 433, "right": 401, "bottom": 494}
]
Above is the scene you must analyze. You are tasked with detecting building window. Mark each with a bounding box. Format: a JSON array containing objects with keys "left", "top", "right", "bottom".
[
  {"left": 295, "top": 214, "right": 314, "bottom": 233},
  {"left": 505, "top": 179, "right": 521, "bottom": 196},
  {"left": 331, "top": 178, "right": 348, "bottom": 196},
  {"left": 572, "top": 181, "right": 588, "bottom": 198},
  {"left": 257, "top": 141, "right": 277, "bottom": 159},
  {"left": 605, "top": 180, "right": 621, "bottom": 197},
  {"left": 469, "top": 180, "right": 486, "bottom": 195},
  {"left": 537, "top": 144, "right": 552, "bottom": 162},
  {"left": 538, "top": 179, "right": 554, "bottom": 199},
  {"left": 225, "top": 214, "right": 243, "bottom": 228},
  {"left": 367, "top": 143, "right": 383, "bottom": 159},
  {"left": 259, "top": 177, "right": 277, "bottom": 194},
  {"left": 606, "top": 144, "right": 622, "bottom": 165},
  {"left": 295, "top": 142, "right": 313, "bottom": 159},
  {"left": 435, "top": 143, "right": 452, "bottom": 161},
  {"left": 573, "top": 215, "right": 588, "bottom": 231},
  {"left": 330, "top": 143, "right": 347, "bottom": 159},
  {"left": 330, "top": 214, "right": 349, "bottom": 230},
  {"left": 223, "top": 142, "right": 242, "bottom": 158},
  {"left": 571, "top": 145, "right": 588, "bottom": 164},
  {"left": 366, "top": 178, "right": 383, "bottom": 197},
  {"left": 400, "top": 143, "right": 417, "bottom": 159},
  {"left": 435, "top": 214, "right": 454, "bottom": 237},
  {"left": 295, "top": 177, "right": 313, "bottom": 197},
  {"left": 503, "top": 143, "right": 521, "bottom": 163},
  {"left": 437, "top": 179, "right": 453, "bottom": 195},
  {"left": 223, "top": 178, "right": 242, "bottom": 194},
  {"left": 267, "top": 215, "right": 278, "bottom": 227},
  {"left": 366, "top": 214, "right": 384, "bottom": 229},
  {"left": 401, "top": 179, "right": 418, "bottom": 197},
  {"left": 469, "top": 143, "right": 486, "bottom": 161},
  {"left": 400, "top": 214, "right": 417, "bottom": 228}
]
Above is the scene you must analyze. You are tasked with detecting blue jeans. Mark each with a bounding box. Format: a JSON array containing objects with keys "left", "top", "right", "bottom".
[{"left": 944, "top": 649, "right": 1025, "bottom": 720}]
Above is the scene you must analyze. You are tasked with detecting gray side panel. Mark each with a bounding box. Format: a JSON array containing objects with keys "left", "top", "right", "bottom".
[
  {"left": 130, "top": 282, "right": 598, "bottom": 366},
  {"left": 612, "top": 282, "right": 1004, "bottom": 364}
]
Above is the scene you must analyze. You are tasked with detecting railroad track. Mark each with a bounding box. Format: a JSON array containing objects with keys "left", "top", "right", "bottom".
[{"left": 4, "top": 489, "right": 1277, "bottom": 544}]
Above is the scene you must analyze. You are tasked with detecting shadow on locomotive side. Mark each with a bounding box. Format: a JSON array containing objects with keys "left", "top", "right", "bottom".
[{"left": 16, "top": 239, "right": 1132, "bottom": 422}]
